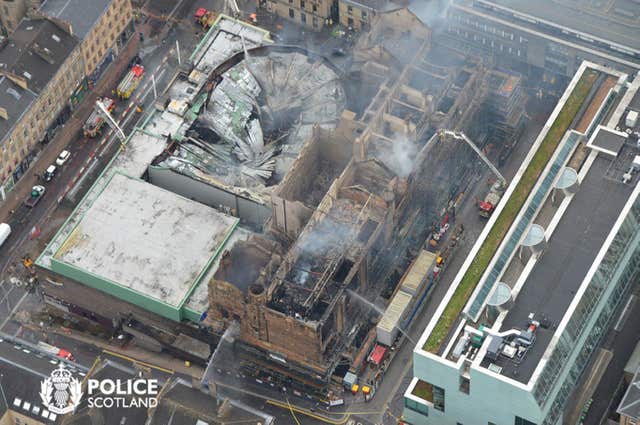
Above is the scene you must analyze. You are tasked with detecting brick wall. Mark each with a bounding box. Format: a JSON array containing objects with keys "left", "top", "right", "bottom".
[{"left": 208, "top": 277, "right": 327, "bottom": 369}]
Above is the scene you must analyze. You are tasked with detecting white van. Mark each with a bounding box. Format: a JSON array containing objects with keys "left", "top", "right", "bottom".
[
  {"left": 55, "top": 150, "right": 71, "bottom": 166},
  {"left": 0, "top": 223, "right": 10, "bottom": 248}
]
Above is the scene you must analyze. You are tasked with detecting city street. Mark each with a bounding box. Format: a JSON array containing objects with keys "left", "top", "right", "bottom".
[
  {"left": 0, "top": 0, "right": 201, "bottom": 329},
  {"left": 2, "top": 2, "right": 636, "bottom": 425}
]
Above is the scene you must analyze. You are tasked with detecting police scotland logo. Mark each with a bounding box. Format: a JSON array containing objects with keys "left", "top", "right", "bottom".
[{"left": 39, "top": 365, "right": 84, "bottom": 414}]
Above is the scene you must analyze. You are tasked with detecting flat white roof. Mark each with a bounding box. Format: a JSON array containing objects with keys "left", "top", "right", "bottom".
[
  {"left": 378, "top": 290, "right": 412, "bottom": 333},
  {"left": 54, "top": 173, "right": 237, "bottom": 307}
]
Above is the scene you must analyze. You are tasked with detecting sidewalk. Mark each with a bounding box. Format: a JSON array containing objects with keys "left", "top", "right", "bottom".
[
  {"left": 26, "top": 322, "right": 204, "bottom": 378},
  {"left": 0, "top": 33, "right": 141, "bottom": 223}
]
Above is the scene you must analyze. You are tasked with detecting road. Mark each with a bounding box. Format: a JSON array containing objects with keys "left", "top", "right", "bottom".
[
  {"left": 0, "top": 4, "right": 579, "bottom": 424},
  {"left": 0, "top": 0, "right": 192, "bottom": 315},
  {"left": 0, "top": 0, "right": 199, "bottom": 397},
  {"left": 580, "top": 296, "right": 640, "bottom": 425}
]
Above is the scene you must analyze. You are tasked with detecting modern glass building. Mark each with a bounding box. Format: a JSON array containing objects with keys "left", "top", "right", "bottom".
[{"left": 404, "top": 62, "right": 640, "bottom": 425}]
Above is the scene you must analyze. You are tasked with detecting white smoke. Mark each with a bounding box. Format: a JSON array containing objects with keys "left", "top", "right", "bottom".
[
  {"left": 377, "top": 134, "right": 419, "bottom": 177},
  {"left": 408, "top": 0, "right": 451, "bottom": 28}
]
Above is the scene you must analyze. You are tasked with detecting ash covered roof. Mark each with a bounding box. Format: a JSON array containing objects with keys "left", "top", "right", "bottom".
[
  {"left": 53, "top": 173, "right": 238, "bottom": 308},
  {"left": 162, "top": 49, "right": 345, "bottom": 193}
]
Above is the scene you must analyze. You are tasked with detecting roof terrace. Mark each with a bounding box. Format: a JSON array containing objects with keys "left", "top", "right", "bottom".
[{"left": 417, "top": 61, "right": 636, "bottom": 385}]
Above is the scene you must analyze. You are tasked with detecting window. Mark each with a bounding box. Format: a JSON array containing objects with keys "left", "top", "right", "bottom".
[
  {"left": 347, "top": 17, "right": 353, "bottom": 26},
  {"left": 289, "top": 8, "right": 294, "bottom": 18},
  {"left": 348, "top": 5, "right": 353, "bottom": 13},
  {"left": 514, "top": 417, "right": 536, "bottom": 425},
  {"left": 312, "top": 16, "right": 318, "bottom": 28},
  {"left": 405, "top": 397, "right": 428, "bottom": 415},
  {"left": 459, "top": 376, "right": 470, "bottom": 394},
  {"left": 301, "top": 13, "right": 306, "bottom": 23},
  {"left": 433, "top": 385, "right": 445, "bottom": 412},
  {"left": 312, "top": 4, "right": 317, "bottom": 12},
  {"left": 362, "top": 11, "right": 367, "bottom": 19},
  {"left": 300, "top": 0, "right": 305, "bottom": 7}
]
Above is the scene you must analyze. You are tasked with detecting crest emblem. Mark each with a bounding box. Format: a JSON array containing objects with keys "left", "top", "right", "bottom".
[{"left": 39, "top": 365, "right": 83, "bottom": 414}]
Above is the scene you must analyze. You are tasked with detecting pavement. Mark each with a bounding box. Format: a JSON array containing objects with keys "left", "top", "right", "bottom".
[
  {"left": 0, "top": 4, "right": 583, "bottom": 424},
  {"left": 575, "top": 296, "right": 640, "bottom": 425},
  {"left": 342, "top": 92, "right": 557, "bottom": 425}
]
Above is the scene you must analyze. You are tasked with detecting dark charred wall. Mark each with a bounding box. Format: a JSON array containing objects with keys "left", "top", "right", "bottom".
[{"left": 273, "top": 126, "right": 353, "bottom": 237}]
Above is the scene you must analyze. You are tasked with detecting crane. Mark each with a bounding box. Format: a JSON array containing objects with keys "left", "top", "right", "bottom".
[
  {"left": 94, "top": 99, "right": 127, "bottom": 149},
  {"left": 224, "top": 0, "right": 241, "bottom": 18},
  {"left": 437, "top": 129, "right": 506, "bottom": 185},
  {"left": 438, "top": 129, "right": 507, "bottom": 218}
]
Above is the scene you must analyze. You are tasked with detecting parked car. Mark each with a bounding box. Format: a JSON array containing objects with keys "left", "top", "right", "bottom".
[
  {"left": 0, "top": 223, "right": 10, "bottom": 248},
  {"left": 43, "top": 165, "right": 56, "bottom": 182},
  {"left": 55, "top": 150, "right": 71, "bottom": 166},
  {"left": 24, "top": 185, "right": 45, "bottom": 208}
]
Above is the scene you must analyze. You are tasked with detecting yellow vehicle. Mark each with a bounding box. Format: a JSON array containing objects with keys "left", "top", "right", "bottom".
[
  {"left": 195, "top": 8, "right": 218, "bottom": 29},
  {"left": 116, "top": 64, "right": 145, "bottom": 99}
]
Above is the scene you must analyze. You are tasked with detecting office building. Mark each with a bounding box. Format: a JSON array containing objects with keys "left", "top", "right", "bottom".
[
  {"left": 338, "top": 0, "right": 396, "bottom": 30},
  {"left": 0, "top": 0, "right": 133, "bottom": 200},
  {"left": 444, "top": 0, "right": 640, "bottom": 77},
  {"left": 405, "top": 60, "right": 640, "bottom": 425}
]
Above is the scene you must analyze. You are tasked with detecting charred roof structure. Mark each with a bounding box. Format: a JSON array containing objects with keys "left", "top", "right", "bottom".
[
  {"left": 36, "top": 11, "right": 526, "bottom": 391},
  {"left": 205, "top": 8, "right": 511, "bottom": 386}
]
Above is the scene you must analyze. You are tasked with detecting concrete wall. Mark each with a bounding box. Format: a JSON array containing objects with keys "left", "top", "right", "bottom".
[
  {"left": 272, "top": 126, "right": 352, "bottom": 236},
  {"left": 406, "top": 353, "right": 541, "bottom": 425},
  {"left": 445, "top": 5, "right": 639, "bottom": 77},
  {"left": 148, "top": 167, "right": 271, "bottom": 228},
  {"left": 50, "top": 258, "right": 183, "bottom": 321},
  {"left": 271, "top": 196, "right": 313, "bottom": 238}
]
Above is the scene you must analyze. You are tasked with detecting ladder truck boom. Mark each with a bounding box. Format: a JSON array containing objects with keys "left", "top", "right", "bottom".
[
  {"left": 437, "top": 129, "right": 506, "bottom": 186},
  {"left": 438, "top": 129, "right": 507, "bottom": 218}
]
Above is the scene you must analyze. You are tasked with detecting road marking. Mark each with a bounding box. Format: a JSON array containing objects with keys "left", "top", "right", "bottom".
[
  {"left": 0, "top": 291, "right": 28, "bottom": 330},
  {"left": 0, "top": 354, "right": 48, "bottom": 378},
  {"left": 285, "top": 397, "right": 302, "bottom": 425},
  {"left": 614, "top": 295, "right": 635, "bottom": 331},
  {"left": 102, "top": 349, "right": 175, "bottom": 375},
  {"left": 266, "top": 399, "right": 352, "bottom": 425}
]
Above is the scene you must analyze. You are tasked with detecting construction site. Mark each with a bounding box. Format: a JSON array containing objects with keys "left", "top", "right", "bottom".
[{"left": 33, "top": 7, "right": 534, "bottom": 399}]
